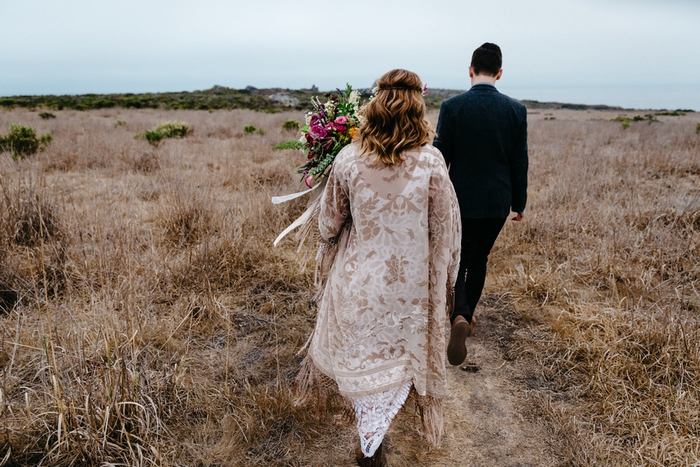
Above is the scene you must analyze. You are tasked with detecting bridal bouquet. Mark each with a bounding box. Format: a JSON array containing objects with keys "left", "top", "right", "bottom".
[
  {"left": 271, "top": 85, "right": 366, "bottom": 248},
  {"left": 274, "top": 84, "right": 363, "bottom": 187}
]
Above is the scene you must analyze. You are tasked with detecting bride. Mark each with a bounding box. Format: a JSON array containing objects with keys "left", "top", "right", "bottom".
[{"left": 295, "top": 69, "right": 461, "bottom": 466}]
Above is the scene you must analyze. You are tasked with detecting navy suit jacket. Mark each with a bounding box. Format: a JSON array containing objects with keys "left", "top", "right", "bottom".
[{"left": 434, "top": 83, "right": 528, "bottom": 219}]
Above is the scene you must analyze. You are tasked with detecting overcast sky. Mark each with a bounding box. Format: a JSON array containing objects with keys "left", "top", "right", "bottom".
[{"left": 2, "top": 0, "right": 699, "bottom": 109}]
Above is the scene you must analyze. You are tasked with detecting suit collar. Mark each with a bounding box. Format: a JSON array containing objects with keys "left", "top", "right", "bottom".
[{"left": 470, "top": 83, "right": 499, "bottom": 92}]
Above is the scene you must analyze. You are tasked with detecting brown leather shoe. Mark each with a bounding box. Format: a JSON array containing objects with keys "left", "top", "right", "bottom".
[
  {"left": 356, "top": 443, "right": 384, "bottom": 467},
  {"left": 467, "top": 316, "right": 477, "bottom": 337},
  {"left": 447, "top": 316, "right": 470, "bottom": 365}
]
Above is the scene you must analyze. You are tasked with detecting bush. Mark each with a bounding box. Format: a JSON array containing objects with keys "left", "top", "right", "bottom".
[
  {"left": 154, "top": 120, "right": 192, "bottom": 138},
  {"left": 655, "top": 111, "right": 685, "bottom": 116},
  {"left": 114, "top": 120, "right": 127, "bottom": 127},
  {"left": 244, "top": 125, "right": 256, "bottom": 134},
  {"left": 135, "top": 120, "right": 192, "bottom": 146},
  {"left": 696, "top": 123, "right": 700, "bottom": 135},
  {"left": 0, "top": 123, "right": 52, "bottom": 159},
  {"left": 257, "top": 128, "right": 266, "bottom": 136},
  {"left": 612, "top": 114, "right": 658, "bottom": 126},
  {"left": 282, "top": 119, "right": 300, "bottom": 132},
  {"left": 142, "top": 130, "right": 165, "bottom": 147},
  {"left": 38, "top": 112, "right": 56, "bottom": 120}
]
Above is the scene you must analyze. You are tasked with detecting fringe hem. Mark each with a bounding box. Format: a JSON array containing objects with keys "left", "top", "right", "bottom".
[{"left": 294, "top": 355, "right": 444, "bottom": 447}]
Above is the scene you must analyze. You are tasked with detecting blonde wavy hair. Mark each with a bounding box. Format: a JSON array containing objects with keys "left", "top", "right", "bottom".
[{"left": 359, "top": 69, "right": 432, "bottom": 165}]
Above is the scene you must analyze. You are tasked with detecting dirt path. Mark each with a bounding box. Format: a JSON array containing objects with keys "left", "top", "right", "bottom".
[{"left": 316, "top": 294, "right": 560, "bottom": 467}]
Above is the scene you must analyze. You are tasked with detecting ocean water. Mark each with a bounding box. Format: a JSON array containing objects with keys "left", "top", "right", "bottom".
[{"left": 497, "top": 84, "right": 700, "bottom": 111}]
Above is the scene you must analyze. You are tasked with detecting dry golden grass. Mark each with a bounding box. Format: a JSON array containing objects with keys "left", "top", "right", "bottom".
[
  {"left": 0, "top": 107, "right": 699, "bottom": 466},
  {"left": 491, "top": 112, "right": 700, "bottom": 466}
]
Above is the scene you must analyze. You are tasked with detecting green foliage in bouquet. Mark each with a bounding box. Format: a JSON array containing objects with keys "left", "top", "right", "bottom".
[
  {"left": 0, "top": 123, "right": 52, "bottom": 160},
  {"left": 272, "top": 141, "right": 304, "bottom": 151},
  {"left": 272, "top": 84, "right": 364, "bottom": 187}
]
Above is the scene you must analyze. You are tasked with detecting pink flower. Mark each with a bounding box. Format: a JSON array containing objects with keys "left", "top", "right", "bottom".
[
  {"left": 334, "top": 116, "right": 348, "bottom": 125},
  {"left": 305, "top": 176, "right": 314, "bottom": 188},
  {"left": 310, "top": 124, "right": 327, "bottom": 138}
]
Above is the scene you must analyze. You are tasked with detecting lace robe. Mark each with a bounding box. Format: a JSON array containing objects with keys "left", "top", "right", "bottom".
[{"left": 296, "top": 143, "right": 461, "bottom": 455}]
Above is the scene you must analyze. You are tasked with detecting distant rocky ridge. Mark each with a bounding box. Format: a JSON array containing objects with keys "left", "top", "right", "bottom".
[{"left": 0, "top": 85, "right": 687, "bottom": 112}]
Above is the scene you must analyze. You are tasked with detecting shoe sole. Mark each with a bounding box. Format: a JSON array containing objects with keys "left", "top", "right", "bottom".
[{"left": 447, "top": 320, "right": 469, "bottom": 365}]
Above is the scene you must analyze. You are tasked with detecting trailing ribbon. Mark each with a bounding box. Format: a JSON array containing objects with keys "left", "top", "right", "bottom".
[
  {"left": 272, "top": 179, "right": 327, "bottom": 247},
  {"left": 271, "top": 184, "right": 321, "bottom": 205}
]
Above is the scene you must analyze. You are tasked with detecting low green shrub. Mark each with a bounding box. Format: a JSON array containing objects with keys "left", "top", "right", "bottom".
[
  {"left": 257, "top": 128, "right": 266, "bottom": 136},
  {"left": 114, "top": 120, "right": 127, "bottom": 127},
  {"left": 696, "top": 123, "right": 700, "bottom": 135},
  {"left": 143, "top": 131, "right": 165, "bottom": 147},
  {"left": 135, "top": 120, "right": 192, "bottom": 146},
  {"left": 282, "top": 120, "right": 300, "bottom": 132},
  {"left": 612, "top": 114, "right": 658, "bottom": 129},
  {"left": 244, "top": 125, "right": 256, "bottom": 134},
  {"left": 0, "top": 124, "right": 52, "bottom": 159},
  {"left": 154, "top": 121, "right": 192, "bottom": 138},
  {"left": 38, "top": 112, "right": 56, "bottom": 120}
]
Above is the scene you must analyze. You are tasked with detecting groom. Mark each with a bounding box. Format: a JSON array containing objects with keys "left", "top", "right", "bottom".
[{"left": 434, "top": 42, "right": 528, "bottom": 366}]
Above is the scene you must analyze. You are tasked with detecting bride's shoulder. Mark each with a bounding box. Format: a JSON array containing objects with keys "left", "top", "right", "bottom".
[
  {"left": 420, "top": 144, "right": 446, "bottom": 164},
  {"left": 334, "top": 142, "right": 361, "bottom": 164}
]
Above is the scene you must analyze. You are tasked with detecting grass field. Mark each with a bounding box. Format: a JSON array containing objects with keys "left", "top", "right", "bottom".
[{"left": 0, "top": 107, "right": 699, "bottom": 466}]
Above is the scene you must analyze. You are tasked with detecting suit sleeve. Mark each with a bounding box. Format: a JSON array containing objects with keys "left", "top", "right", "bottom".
[
  {"left": 433, "top": 101, "right": 454, "bottom": 167},
  {"left": 509, "top": 106, "right": 528, "bottom": 213}
]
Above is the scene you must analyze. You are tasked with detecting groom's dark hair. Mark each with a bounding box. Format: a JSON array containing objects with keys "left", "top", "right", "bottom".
[{"left": 471, "top": 43, "right": 502, "bottom": 77}]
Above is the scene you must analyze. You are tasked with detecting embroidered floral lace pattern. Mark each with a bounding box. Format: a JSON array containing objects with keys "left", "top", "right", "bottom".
[
  {"left": 350, "top": 381, "right": 412, "bottom": 457},
  {"left": 296, "top": 143, "right": 461, "bottom": 448}
]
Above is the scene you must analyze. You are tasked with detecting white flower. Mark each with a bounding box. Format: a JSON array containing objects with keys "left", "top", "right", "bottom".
[
  {"left": 348, "top": 90, "right": 361, "bottom": 106},
  {"left": 305, "top": 112, "right": 312, "bottom": 126}
]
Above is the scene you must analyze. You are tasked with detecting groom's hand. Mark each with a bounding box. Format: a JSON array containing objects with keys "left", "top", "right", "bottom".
[{"left": 511, "top": 213, "right": 524, "bottom": 221}]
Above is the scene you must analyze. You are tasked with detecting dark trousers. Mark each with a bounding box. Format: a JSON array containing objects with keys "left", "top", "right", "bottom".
[{"left": 452, "top": 217, "right": 507, "bottom": 324}]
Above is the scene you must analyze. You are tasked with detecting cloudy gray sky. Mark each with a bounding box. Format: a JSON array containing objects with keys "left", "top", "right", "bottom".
[{"left": 2, "top": 0, "right": 699, "bottom": 109}]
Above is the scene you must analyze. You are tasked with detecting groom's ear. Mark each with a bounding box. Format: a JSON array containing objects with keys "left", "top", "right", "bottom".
[
  {"left": 495, "top": 69, "right": 503, "bottom": 81},
  {"left": 468, "top": 67, "right": 474, "bottom": 78}
]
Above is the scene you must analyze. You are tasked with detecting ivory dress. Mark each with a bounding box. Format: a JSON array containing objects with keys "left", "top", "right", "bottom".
[{"left": 296, "top": 142, "right": 461, "bottom": 457}]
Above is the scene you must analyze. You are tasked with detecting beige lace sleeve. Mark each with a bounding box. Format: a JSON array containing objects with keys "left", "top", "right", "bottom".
[
  {"left": 428, "top": 153, "right": 462, "bottom": 296},
  {"left": 318, "top": 162, "right": 351, "bottom": 241}
]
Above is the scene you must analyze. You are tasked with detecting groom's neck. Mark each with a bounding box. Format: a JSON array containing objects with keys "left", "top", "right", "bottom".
[{"left": 469, "top": 68, "right": 503, "bottom": 86}]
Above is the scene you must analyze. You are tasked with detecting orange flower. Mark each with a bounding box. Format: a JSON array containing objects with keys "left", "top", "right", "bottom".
[{"left": 348, "top": 127, "right": 359, "bottom": 139}]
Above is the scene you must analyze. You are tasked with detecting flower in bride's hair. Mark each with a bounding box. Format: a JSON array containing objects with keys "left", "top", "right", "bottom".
[{"left": 422, "top": 84, "right": 428, "bottom": 96}]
